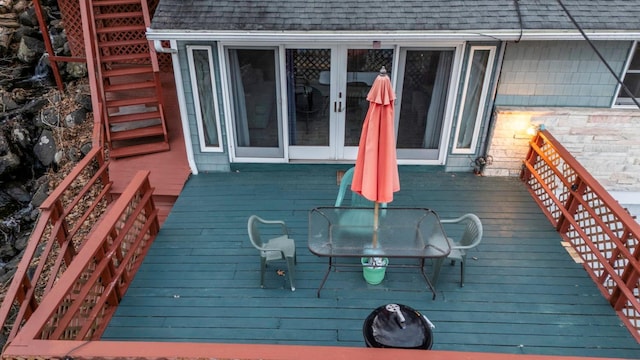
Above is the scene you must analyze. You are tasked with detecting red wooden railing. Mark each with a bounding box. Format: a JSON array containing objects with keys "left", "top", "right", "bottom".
[
  {"left": 521, "top": 130, "right": 640, "bottom": 342},
  {"left": 0, "top": 0, "right": 158, "bottom": 347},
  {"left": 0, "top": 120, "right": 110, "bottom": 344},
  {"left": 10, "top": 171, "right": 159, "bottom": 342}
]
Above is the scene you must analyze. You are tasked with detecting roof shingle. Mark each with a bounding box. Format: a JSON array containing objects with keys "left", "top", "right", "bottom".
[{"left": 150, "top": 0, "right": 640, "bottom": 33}]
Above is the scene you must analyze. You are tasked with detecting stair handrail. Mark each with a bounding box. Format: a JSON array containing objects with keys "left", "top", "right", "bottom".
[
  {"left": 9, "top": 171, "right": 158, "bottom": 342},
  {"left": 80, "top": 0, "right": 111, "bottom": 146},
  {"left": 140, "top": 0, "right": 161, "bottom": 73}
]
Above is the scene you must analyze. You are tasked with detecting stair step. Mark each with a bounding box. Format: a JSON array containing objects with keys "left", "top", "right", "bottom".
[
  {"left": 102, "top": 66, "right": 153, "bottom": 78},
  {"left": 101, "top": 52, "right": 151, "bottom": 62},
  {"left": 94, "top": 11, "right": 143, "bottom": 20},
  {"left": 110, "top": 124, "right": 165, "bottom": 141},
  {"left": 108, "top": 110, "right": 161, "bottom": 124},
  {"left": 99, "top": 39, "right": 148, "bottom": 48},
  {"left": 110, "top": 141, "right": 170, "bottom": 159},
  {"left": 104, "top": 81, "right": 156, "bottom": 92},
  {"left": 96, "top": 24, "right": 145, "bottom": 34},
  {"left": 94, "top": 0, "right": 142, "bottom": 7},
  {"left": 106, "top": 96, "right": 159, "bottom": 108}
]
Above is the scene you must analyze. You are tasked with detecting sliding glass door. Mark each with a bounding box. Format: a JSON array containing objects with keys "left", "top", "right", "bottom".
[
  {"left": 394, "top": 48, "right": 456, "bottom": 161},
  {"left": 227, "top": 48, "right": 283, "bottom": 158}
]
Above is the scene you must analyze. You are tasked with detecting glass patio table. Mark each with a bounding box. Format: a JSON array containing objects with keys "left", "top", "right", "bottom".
[{"left": 308, "top": 207, "right": 450, "bottom": 299}]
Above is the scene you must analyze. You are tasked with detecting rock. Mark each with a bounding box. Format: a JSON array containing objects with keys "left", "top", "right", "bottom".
[
  {"left": 30, "top": 175, "right": 48, "bottom": 207},
  {"left": 80, "top": 141, "right": 92, "bottom": 156},
  {"left": 13, "top": 232, "right": 29, "bottom": 252},
  {"left": 17, "top": 6, "right": 37, "bottom": 27},
  {"left": 35, "top": 106, "right": 59, "bottom": 128},
  {"left": 11, "top": 24, "right": 37, "bottom": 44},
  {"left": 33, "top": 129, "right": 56, "bottom": 166},
  {"left": 66, "top": 62, "right": 87, "bottom": 79},
  {"left": 0, "top": 132, "right": 20, "bottom": 177},
  {"left": 4, "top": 182, "right": 30, "bottom": 203},
  {"left": 0, "top": 240, "right": 16, "bottom": 262},
  {"left": 75, "top": 93, "right": 92, "bottom": 111},
  {"left": 0, "top": 89, "right": 19, "bottom": 111},
  {"left": 67, "top": 147, "right": 80, "bottom": 162},
  {"left": 0, "top": 152, "right": 20, "bottom": 177},
  {"left": 10, "top": 124, "right": 31, "bottom": 149},
  {"left": 64, "top": 107, "right": 87, "bottom": 127},
  {"left": 0, "top": 190, "right": 12, "bottom": 208},
  {"left": 16, "top": 35, "right": 44, "bottom": 64}
]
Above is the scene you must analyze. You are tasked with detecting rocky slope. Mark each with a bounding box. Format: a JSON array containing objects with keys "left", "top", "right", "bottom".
[{"left": 0, "top": 0, "right": 92, "bottom": 305}]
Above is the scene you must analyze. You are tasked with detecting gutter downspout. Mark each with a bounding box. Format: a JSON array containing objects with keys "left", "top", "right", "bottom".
[{"left": 154, "top": 38, "right": 199, "bottom": 175}]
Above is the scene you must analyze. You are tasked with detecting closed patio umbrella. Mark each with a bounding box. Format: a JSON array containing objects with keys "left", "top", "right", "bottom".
[{"left": 351, "top": 67, "right": 400, "bottom": 248}]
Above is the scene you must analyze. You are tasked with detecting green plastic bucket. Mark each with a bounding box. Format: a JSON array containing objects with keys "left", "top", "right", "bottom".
[{"left": 361, "top": 257, "right": 388, "bottom": 285}]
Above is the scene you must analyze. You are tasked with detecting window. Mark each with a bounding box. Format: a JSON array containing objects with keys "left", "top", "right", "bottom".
[
  {"left": 615, "top": 42, "right": 640, "bottom": 107},
  {"left": 187, "top": 46, "right": 223, "bottom": 151},
  {"left": 452, "top": 46, "right": 496, "bottom": 154}
]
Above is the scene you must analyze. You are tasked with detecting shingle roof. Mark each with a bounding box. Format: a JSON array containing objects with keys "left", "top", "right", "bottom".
[{"left": 150, "top": 0, "right": 640, "bottom": 32}]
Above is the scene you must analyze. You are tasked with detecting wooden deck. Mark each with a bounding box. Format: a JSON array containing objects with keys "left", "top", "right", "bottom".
[
  {"left": 107, "top": 71, "right": 191, "bottom": 224},
  {"left": 101, "top": 164, "right": 640, "bottom": 359}
]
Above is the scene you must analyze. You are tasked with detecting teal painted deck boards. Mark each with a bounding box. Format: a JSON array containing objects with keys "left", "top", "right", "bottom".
[{"left": 102, "top": 166, "right": 640, "bottom": 358}]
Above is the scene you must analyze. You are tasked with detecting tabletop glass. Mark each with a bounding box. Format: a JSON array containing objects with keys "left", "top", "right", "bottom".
[{"left": 308, "top": 207, "right": 450, "bottom": 258}]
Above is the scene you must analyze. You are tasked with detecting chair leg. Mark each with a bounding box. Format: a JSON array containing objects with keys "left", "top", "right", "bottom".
[
  {"left": 459, "top": 260, "right": 465, "bottom": 287},
  {"left": 286, "top": 256, "right": 296, "bottom": 291},
  {"left": 431, "top": 257, "right": 445, "bottom": 286},
  {"left": 260, "top": 257, "right": 266, "bottom": 288}
]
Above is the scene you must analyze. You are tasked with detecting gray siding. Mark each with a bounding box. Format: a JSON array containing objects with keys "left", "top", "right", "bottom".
[
  {"left": 495, "top": 41, "right": 631, "bottom": 107},
  {"left": 178, "top": 42, "right": 231, "bottom": 172}
]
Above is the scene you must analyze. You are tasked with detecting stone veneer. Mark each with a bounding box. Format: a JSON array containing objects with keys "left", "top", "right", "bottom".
[{"left": 484, "top": 107, "right": 640, "bottom": 195}]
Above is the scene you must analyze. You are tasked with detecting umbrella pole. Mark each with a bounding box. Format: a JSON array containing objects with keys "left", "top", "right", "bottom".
[{"left": 373, "top": 202, "right": 379, "bottom": 248}]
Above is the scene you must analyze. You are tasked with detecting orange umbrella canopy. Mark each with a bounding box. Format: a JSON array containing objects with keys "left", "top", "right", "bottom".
[{"left": 351, "top": 69, "right": 400, "bottom": 204}]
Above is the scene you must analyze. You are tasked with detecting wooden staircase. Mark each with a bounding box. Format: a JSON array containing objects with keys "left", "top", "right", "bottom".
[{"left": 90, "top": 0, "right": 169, "bottom": 158}]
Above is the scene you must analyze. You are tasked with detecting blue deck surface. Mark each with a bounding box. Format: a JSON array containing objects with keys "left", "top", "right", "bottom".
[{"left": 102, "top": 165, "right": 640, "bottom": 358}]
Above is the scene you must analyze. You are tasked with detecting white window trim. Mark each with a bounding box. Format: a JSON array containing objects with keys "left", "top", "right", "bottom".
[
  {"left": 452, "top": 45, "right": 496, "bottom": 155},
  {"left": 186, "top": 45, "right": 224, "bottom": 152},
  {"left": 613, "top": 41, "right": 639, "bottom": 109}
]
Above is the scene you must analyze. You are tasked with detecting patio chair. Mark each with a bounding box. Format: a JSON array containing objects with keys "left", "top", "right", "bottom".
[
  {"left": 431, "top": 213, "right": 483, "bottom": 287},
  {"left": 247, "top": 215, "right": 296, "bottom": 291},
  {"left": 334, "top": 167, "right": 386, "bottom": 236},
  {"left": 335, "top": 167, "right": 374, "bottom": 208}
]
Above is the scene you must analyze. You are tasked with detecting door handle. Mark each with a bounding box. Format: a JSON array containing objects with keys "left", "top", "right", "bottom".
[{"left": 338, "top": 101, "right": 343, "bottom": 112}]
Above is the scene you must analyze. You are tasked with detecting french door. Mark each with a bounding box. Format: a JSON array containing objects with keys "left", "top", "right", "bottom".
[{"left": 287, "top": 46, "right": 394, "bottom": 160}]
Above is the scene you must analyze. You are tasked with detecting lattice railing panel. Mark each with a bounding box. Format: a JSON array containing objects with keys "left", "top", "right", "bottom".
[
  {"left": 30, "top": 171, "right": 158, "bottom": 341},
  {"left": 521, "top": 130, "right": 640, "bottom": 343},
  {"left": 59, "top": 0, "right": 85, "bottom": 57},
  {"left": 56, "top": 0, "right": 171, "bottom": 69},
  {"left": 0, "top": 146, "right": 110, "bottom": 343}
]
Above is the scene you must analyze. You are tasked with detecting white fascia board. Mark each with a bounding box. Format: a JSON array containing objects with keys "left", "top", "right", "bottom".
[{"left": 146, "top": 28, "right": 640, "bottom": 42}]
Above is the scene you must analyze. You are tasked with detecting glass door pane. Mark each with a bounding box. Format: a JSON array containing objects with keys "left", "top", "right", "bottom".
[
  {"left": 343, "top": 48, "right": 394, "bottom": 148},
  {"left": 286, "top": 49, "right": 331, "bottom": 146},
  {"left": 395, "top": 49, "right": 454, "bottom": 160},
  {"left": 227, "top": 48, "right": 283, "bottom": 158}
]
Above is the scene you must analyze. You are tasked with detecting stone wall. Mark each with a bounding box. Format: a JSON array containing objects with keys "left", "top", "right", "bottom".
[{"left": 484, "top": 107, "right": 640, "bottom": 194}]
